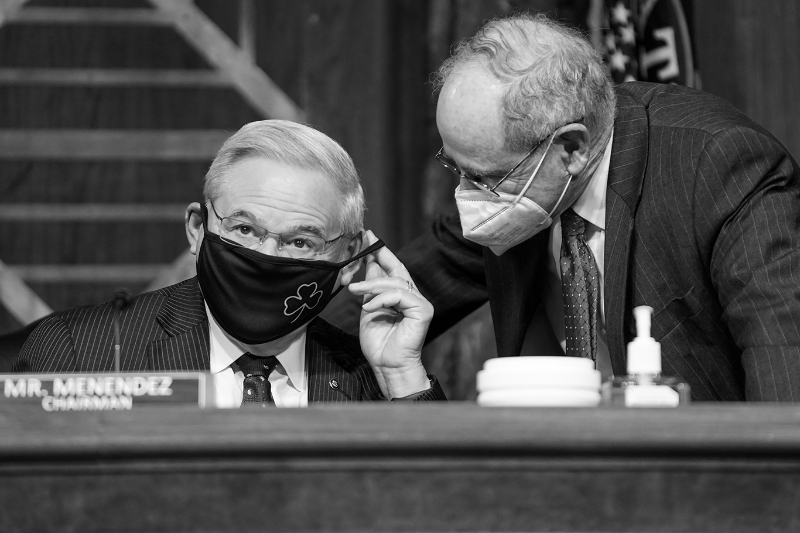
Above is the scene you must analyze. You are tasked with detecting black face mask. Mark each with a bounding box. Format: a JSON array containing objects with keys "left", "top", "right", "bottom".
[{"left": 196, "top": 205, "right": 384, "bottom": 344}]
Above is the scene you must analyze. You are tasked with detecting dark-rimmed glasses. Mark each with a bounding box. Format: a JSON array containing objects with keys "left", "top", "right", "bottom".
[{"left": 207, "top": 201, "right": 345, "bottom": 259}]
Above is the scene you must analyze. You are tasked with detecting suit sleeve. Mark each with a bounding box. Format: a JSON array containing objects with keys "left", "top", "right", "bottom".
[
  {"left": 13, "top": 314, "right": 77, "bottom": 373},
  {"left": 391, "top": 374, "right": 448, "bottom": 402},
  {"left": 701, "top": 126, "right": 800, "bottom": 401},
  {"left": 398, "top": 213, "right": 490, "bottom": 342}
]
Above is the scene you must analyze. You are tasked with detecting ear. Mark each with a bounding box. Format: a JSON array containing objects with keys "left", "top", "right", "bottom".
[
  {"left": 553, "top": 123, "right": 590, "bottom": 177},
  {"left": 185, "top": 202, "right": 204, "bottom": 256},
  {"left": 337, "top": 231, "right": 364, "bottom": 287}
]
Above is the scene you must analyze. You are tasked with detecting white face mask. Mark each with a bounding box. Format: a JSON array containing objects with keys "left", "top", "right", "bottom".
[{"left": 454, "top": 133, "right": 572, "bottom": 256}]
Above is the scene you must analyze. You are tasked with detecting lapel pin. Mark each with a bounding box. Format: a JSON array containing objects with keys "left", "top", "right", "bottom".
[{"left": 329, "top": 379, "right": 339, "bottom": 390}]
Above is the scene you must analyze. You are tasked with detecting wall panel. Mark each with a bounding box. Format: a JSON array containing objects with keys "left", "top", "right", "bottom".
[
  {"left": 695, "top": 0, "right": 800, "bottom": 159},
  {"left": 0, "top": 0, "right": 264, "bottom": 333}
]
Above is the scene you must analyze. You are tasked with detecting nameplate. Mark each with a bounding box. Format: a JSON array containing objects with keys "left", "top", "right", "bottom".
[{"left": 0, "top": 372, "right": 212, "bottom": 411}]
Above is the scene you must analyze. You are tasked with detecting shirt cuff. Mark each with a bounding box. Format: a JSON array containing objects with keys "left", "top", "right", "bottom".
[{"left": 389, "top": 375, "right": 447, "bottom": 401}]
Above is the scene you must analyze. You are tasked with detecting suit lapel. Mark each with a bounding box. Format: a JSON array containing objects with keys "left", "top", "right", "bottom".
[
  {"left": 305, "top": 320, "right": 362, "bottom": 403},
  {"left": 148, "top": 277, "right": 210, "bottom": 371},
  {"left": 604, "top": 86, "right": 650, "bottom": 373},
  {"left": 481, "top": 87, "right": 650, "bottom": 365},
  {"left": 484, "top": 230, "right": 550, "bottom": 357}
]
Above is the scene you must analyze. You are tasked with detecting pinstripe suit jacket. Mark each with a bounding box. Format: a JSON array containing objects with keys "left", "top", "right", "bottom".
[
  {"left": 13, "top": 277, "right": 446, "bottom": 403},
  {"left": 400, "top": 82, "right": 800, "bottom": 402}
]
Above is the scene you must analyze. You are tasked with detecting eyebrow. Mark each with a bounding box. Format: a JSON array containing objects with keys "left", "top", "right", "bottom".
[
  {"left": 222, "top": 205, "right": 325, "bottom": 239},
  {"left": 293, "top": 225, "right": 326, "bottom": 238},
  {"left": 442, "top": 150, "right": 507, "bottom": 178},
  {"left": 461, "top": 162, "right": 508, "bottom": 178},
  {"left": 227, "top": 208, "right": 258, "bottom": 220},
  {"left": 226, "top": 209, "right": 327, "bottom": 237}
]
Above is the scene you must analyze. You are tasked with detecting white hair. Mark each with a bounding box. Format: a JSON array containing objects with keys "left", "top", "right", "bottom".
[
  {"left": 203, "top": 120, "right": 365, "bottom": 235},
  {"left": 434, "top": 13, "right": 616, "bottom": 152}
]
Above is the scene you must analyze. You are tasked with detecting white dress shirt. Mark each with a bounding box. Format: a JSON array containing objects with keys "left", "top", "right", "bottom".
[
  {"left": 207, "top": 305, "right": 308, "bottom": 408},
  {"left": 543, "top": 135, "right": 614, "bottom": 379}
]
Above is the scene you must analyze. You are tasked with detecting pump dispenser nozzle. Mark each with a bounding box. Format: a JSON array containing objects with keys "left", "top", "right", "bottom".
[
  {"left": 603, "top": 305, "right": 690, "bottom": 406},
  {"left": 627, "top": 306, "right": 661, "bottom": 375},
  {"left": 633, "top": 306, "right": 652, "bottom": 338}
]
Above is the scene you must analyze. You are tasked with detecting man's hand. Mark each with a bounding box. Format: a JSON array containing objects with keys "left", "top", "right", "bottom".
[{"left": 347, "top": 230, "right": 433, "bottom": 399}]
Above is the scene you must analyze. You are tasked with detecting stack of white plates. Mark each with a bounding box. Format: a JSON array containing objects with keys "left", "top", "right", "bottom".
[{"left": 476, "top": 356, "right": 601, "bottom": 407}]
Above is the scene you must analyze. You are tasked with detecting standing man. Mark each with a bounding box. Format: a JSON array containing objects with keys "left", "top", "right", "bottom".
[{"left": 400, "top": 13, "right": 800, "bottom": 401}]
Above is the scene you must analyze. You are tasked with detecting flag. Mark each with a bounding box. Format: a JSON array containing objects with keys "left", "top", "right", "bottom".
[
  {"left": 597, "top": 0, "right": 698, "bottom": 87},
  {"left": 602, "top": 0, "right": 640, "bottom": 84}
]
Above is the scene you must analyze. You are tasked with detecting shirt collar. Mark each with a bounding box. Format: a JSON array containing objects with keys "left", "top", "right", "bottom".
[
  {"left": 570, "top": 132, "right": 613, "bottom": 230},
  {"left": 206, "top": 304, "right": 307, "bottom": 392}
]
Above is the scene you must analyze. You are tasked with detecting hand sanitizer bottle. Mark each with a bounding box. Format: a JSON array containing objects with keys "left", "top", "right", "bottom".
[{"left": 602, "top": 306, "right": 691, "bottom": 407}]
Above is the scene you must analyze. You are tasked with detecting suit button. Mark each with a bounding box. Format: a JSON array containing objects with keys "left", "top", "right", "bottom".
[{"left": 329, "top": 379, "right": 339, "bottom": 390}]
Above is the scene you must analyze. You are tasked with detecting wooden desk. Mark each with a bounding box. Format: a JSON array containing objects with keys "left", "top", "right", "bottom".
[{"left": 1, "top": 404, "right": 799, "bottom": 532}]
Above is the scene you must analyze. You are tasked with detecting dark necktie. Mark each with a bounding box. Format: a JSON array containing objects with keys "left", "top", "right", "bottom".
[
  {"left": 560, "top": 208, "right": 599, "bottom": 361},
  {"left": 236, "top": 353, "right": 280, "bottom": 407}
]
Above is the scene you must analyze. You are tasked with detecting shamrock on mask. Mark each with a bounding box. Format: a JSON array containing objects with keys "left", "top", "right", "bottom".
[{"left": 283, "top": 282, "right": 324, "bottom": 322}]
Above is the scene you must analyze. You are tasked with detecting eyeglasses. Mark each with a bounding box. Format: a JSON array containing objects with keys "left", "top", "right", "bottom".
[
  {"left": 206, "top": 201, "right": 345, "bottom": 259},
  {"left": 435, "top": 119, "right": 583, "bottom": 197}
]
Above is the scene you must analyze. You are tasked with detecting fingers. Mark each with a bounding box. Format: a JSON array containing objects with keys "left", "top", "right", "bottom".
[
  {"left": 363, "top": 251, "right": 387, "bottom": 281},
  {"left": 359, "top": 288, "right": 433, "bottom": 319},
  {"left": 363, "top": 230, "right": 411, "bottom": 279},
  {"left": 363, "top": 229, "right": 380, "bottom": 247},
  {"left": 349, "top": 273, "right": 429, "bottom": 319},
  {"left": 349, "top": 276, "right": 416, "bottom": 297}
]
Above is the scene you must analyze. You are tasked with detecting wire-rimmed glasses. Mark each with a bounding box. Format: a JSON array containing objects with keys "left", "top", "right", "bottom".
[
  {"left": 435, "top": 119, "right": 583, "bottom": 197},
  {"left": 435, "top": 138, "right": 546, "bottom": 197},
  {"left": 206, "top": 201, "right": 344, "bottom": 259}
]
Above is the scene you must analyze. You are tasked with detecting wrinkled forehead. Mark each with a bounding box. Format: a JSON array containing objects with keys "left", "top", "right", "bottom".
[{"left": 213, "top": 157, "right": 344, "bottom": 233}]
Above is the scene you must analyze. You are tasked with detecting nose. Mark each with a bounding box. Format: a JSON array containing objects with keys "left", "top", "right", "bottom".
[
  {"left": 459, "top": 176, "right": 481, "bottom": 191},
  {"left": 258, "top": 234, "right": 282, "bottom": 256}
]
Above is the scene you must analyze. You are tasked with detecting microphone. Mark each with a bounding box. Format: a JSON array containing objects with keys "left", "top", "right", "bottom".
[
  {"left": 112, "top": 289, "right": 131, "bottom": 374},
  {"left": 3, "top": 285, "right": 212, "bottom": 410}
]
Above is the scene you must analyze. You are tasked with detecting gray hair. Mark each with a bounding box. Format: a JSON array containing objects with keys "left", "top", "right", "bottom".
[
  {"left": 203, "top": 120, "right": 365, "bottom": 235},
  {"left": 433, "top": 13, "right": 616, "bottom": 152}
]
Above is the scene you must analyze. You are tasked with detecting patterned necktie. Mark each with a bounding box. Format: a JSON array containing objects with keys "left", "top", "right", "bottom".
[
  {"left": 236, "top": 353, "right": 280, "bottom": 407},
  {"left": 560, "top": 208, "right": 599, "bottom": 361}
]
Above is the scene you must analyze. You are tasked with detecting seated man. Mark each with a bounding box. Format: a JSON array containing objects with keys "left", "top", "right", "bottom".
[{"left": 14, "top": 120, "right": 445, "bottom": 405}]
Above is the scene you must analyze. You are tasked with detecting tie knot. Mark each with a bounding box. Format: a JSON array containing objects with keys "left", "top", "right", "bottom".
[
  {"left": 561, "top": 208, "right": 586, "bottom": 238},
  {"left": 236, "top": 353, "right": 279, "bottom": 378}
]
